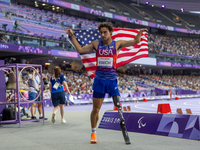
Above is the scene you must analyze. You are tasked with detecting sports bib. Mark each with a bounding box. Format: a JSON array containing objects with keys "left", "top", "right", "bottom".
[{"left": 97, "top": 57, "right": 113, "bottom": 68}]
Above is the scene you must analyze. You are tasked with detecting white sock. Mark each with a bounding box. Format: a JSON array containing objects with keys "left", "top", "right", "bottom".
[
  {"left": 39, "top": 114, "right": 42, "bottom": 117},
  {"left": 92, "top": 128, "right": 96, "bottom": 133}
]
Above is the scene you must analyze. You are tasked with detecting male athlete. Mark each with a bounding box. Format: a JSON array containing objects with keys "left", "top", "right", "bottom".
[{"left": 66, "top": 22, "right": 147, "bottom": 143}]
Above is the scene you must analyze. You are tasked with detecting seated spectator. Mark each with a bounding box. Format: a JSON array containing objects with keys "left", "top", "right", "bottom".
[
  {"left": 15, "top": 38, "right": 21, "bottom": 45},
  {"left": 4, "top": 35, "right": 10, "bottom": 43},
  {"left": 60, "top": 34, "right": 66, "bottom": 41},
  {"left": 77, "top": 22, "right": 82, "bottom": 29},
  {"left": 0, "top": 35, "right": 6, "bottom": 43},
  {"left": 148, "top": 33, "right": 200, "bottom": 57},
  {"left": 14, "top": 20, "right": 18, "bottom": 30}
]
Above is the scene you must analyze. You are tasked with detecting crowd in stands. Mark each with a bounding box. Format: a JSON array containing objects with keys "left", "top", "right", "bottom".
[
  {"left": 148, "top": 33, "right": 200, "bottom": 57},
  {"left": 40, "top": 70, "right": 148, "bottom": 94},
  {"left": 0, "top": 3, "right": 99, "bottom": 31},
  {"left": 3, "top": 66, "right": 200, "bottom": 112},
  {"left": 0, "top": 34, "right": 10, "bottom": 43},
  {"left": 1, "top": 0, "right": 200, "bottom": 102},
  {"left": 65, "top": 70, "right": 200, "bottom": 92},
  {"left": 139, "top": 74, "right": 200, "bottom": 91},
  {"left": 1, "top": 31, "right": 200, "bottom": 59},
  {"left": 1, "top": 2, "right": 200, "bottom": 58},
  {"left": 5, "top": 68, "right": 199, "bottom": 101}
]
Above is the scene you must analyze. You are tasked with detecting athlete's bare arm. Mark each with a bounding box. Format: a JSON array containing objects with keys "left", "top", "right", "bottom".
[
  {"left": 116, "top": 28, "right": 148, "bottom": 54},
  {"left": 66, "top": 29, "right": 99, "bottom": 53}
]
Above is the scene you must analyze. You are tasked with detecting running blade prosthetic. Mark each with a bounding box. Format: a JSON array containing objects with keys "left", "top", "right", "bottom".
[{"left": 120, "top": 119, "right": 131, "bottom": 144}]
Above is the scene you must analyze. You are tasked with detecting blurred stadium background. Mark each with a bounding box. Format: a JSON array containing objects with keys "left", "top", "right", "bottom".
[{"left": 0, "top": 0, "right": 200, "bottom": 109}]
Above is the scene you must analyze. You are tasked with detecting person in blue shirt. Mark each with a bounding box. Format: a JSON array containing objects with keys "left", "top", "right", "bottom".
[{"left": 50, "top": 66, "right": 71, "bottom": 123}]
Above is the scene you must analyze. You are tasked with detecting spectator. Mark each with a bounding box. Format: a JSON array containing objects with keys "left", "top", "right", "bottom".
[
  {"left": 4, "top": 35, "right": 10, "bottom": 43},
  {"left": 43, "top": 88, "right": 51, "bottom": 107},
  {"left": 14, "top": 20, "right": 18, "bottom": 30},
  {"left": 28, "top": 69, "right": 40, "bottom": 120},
  {"left": 50, "top": 66, "right": 71, "bottom": 124},
  {"left": 15, "top": 38, "right": 21, "bottom": 45},
  {"left": 148, "top": 33, "right": 200, "bottom": 57},
  {"left": 77, "top": 22, "right": 82, "bottom": 29},
  {"left": 0, "top": 35, "right": 6, "bottom": 43}
]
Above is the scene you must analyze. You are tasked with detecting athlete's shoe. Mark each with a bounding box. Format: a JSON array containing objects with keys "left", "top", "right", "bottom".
[
  {"left": 61, "top": 119, "right": 66, "bottom": 123},
  {"left": 90, "top": 133, "right": 97, "bottom": 144},
  {"left": 51, "top": 113, "right": 56, "bottom": 123}
]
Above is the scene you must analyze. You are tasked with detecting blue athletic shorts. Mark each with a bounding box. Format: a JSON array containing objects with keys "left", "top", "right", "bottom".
[
  {"left": 28, "top": 92, "right": 39, "bottom": 101},
  {"left": 92, "top": 78, "right": 120, "bottom": 98},
  {"left": 51, "top": 91, "right": 66, "bottom": 107}
]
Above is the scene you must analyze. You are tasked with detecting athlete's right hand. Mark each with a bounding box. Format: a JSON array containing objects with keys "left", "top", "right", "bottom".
[{"left": 66, "top": 28, "right": 74, "bottom": 36}]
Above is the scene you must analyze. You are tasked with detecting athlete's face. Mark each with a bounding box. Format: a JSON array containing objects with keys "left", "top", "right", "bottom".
[{"left": 100, "top": 27, "right": 112, "bottom": 41}]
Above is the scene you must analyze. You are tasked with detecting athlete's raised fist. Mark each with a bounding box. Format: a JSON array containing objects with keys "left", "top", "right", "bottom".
[{"left": 139, "top": 28, "right": 148, "bottom": 33}]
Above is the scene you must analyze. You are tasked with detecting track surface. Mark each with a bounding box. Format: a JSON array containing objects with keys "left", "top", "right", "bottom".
[
  {"left": 0, "top": 98, "right": 200, "bottom": 150},
  {"left": 45, "top": 98, "right": 200, "bottom": 115}
]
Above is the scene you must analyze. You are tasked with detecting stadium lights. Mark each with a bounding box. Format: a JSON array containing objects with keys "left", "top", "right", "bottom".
[
  {"left": 140, "top": 65, "right": 142, "bottom": 67},
  {"left": 63, "top": 61, "right": 66, "bottom": 63},
  {"left": 42, "top": 3, "right": 45, "bottom": 6},
  {"left": 56, "top": 7, "right": 59, "bottom": 9},
  {"left": 52, "top": 5, "right": 55, "bottom": 7},
  {"left": 55, "top": 57, "right": 57, "bottom": 59},
  {"left": 181, "top": 8, "right": 184, "bottom": 12},
  {"left": 45, "top": 63, "right": 50, "bottom": 65},
  {"left": 135, "top": 65, "right": 137, "bottom": 67},
  {"left": 161, "top": 5, "right": 165, "bottom": 8},
  {"left": 152, "top": 5, "right": 154, "bottom": 7},
  {"left": 145, "top": 1, "right": 149, "bottom": 5}
]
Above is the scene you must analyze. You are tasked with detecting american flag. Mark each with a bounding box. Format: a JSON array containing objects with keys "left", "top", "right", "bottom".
[{"left": 69, "top": 28, "right": 148, "bottom": 79}]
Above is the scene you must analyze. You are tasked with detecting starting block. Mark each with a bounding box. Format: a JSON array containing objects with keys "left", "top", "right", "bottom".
[
  {"left": 176, "top": 108, "right": 183, "bottom": 114},
  {"left": 186, "top": 109, "right": 192, "bottom": 115},
  {"left": 127, "top": 106, "right": 131, "bottom": 111},
  {"left": 122, "top": 106, "right": 131, "bottom": 111},
  {"left": 123, "top": 106, "right": 127, "bottom": 111}
]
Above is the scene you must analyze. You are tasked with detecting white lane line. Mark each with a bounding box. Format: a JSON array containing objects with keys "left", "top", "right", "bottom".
[
  {"left": 134, "top": 98, "right": 200, "bottom": 113},
  {"left": 183, "top": 102, "right": 200, "bottom": 106},
  {"left": 135, "top": 105, "right": 156, "bottom": 110},
  {"left": 152, "top": 104, "right": 157, "bottom": 107},
  {"left": 152, "top": 102, "right": 175, "bottom": 107}
]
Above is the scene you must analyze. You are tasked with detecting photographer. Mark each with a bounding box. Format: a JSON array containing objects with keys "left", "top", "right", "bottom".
[
  {"left": 28, "top": 69, "right": 40, "bottom": 119},
  {"left": 28, "top": 68, "right": 48, "bottom": 120}
]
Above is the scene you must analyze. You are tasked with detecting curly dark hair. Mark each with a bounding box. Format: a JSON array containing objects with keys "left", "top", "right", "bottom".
[{"left": 98, "top": 22, "right": 113, "bottom": 32}]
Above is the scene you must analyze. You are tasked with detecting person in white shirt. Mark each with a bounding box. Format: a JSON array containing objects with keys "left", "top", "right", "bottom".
[
  {"left": 28, "top": 68, "right": 48, "bottom": 120},
  {"left": 28, "top": 69, "right": 40, "bottom": 120}
]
